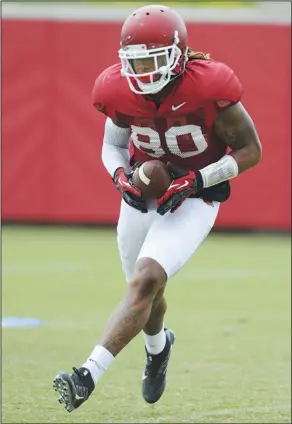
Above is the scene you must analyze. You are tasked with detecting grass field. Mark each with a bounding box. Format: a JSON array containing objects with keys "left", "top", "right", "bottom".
[
  {"left": 12, "top": 1, "right": 256, "bottom": 6},
  {"left": 2, "top": 225, "right": 291, "bottom": 423},
  {"left": 81, "top": 2, "right": 255, "bottom": 6}
]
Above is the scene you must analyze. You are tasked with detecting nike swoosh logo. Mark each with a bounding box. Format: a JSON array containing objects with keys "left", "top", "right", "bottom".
[
  {"left": 172, "top": 102, "right": 186, "bottom": 111},
  {"left": 169, "top": 180, "right": 189, "bottom": 190},
  {"left": 75, "top": 394, "right": 84, "bottom": 400},
  {"left": 169, "top": 183, "right": 180, "bottom": 189},
  {"left": 118, "top": 177, "right": 131, "bottom": 188}
]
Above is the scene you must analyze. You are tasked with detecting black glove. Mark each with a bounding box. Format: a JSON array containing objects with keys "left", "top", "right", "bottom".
[{"left": 113, "top": 162, "right": 148, "bottom": 213}]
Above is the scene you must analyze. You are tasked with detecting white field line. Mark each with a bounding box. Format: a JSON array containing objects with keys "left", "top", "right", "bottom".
[
  {"left": 191, "top": 403, "right": 291, "bottom": 419},
  {"left": 2, "top": 2, "right": 291, "bottom": 24}
]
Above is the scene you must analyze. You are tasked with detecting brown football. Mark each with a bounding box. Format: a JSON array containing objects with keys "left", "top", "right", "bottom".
[{"left": 132, "top": 160, "right": 172, "bottom": 200}]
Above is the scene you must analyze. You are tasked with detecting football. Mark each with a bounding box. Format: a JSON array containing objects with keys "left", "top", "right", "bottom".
[{"left": 132, "top": 160, "right": 172, "bottom": 199}]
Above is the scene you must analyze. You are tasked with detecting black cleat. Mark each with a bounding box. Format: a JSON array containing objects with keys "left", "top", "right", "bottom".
[
  {"left": 53, "top": 367, "right": 95, "bottom": 412},
  {"left": 142, "top": 328, "right": 175, "bottom": 404}
]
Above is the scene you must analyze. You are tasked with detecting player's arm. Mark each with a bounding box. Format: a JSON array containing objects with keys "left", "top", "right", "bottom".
[
  {"left": 199, "top": 101, "right": 262, "bottom": 185},
  {"left": 101, "top": 117, "right": 148, "bottom": 213},
  {"left": 101, "top": 117, "right": 131, "bottom": 177},
  {"left": 93, "top": 73, "right": 147, "bottom": 212},
  {"left": 215, "top": 104, "right": 262, "bottom": 170},
  {"left": 157, "top": 63, "right": 261, "bottom": 215},
  {"left": 157, "top": 103, "right": 262, "bottom": 215},
  {"left": 92, "top": 72, "right": 133, "bottom": 178}
]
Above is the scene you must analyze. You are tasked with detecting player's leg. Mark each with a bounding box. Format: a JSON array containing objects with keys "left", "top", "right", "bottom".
[
  {"left": 142, "top": 286, "right": 168, "bottom": 370},
  {"left": 143, "top": 286, "right": 167, "bottom": 336},
  {"left": 116, "top": 199, "right": 153, "bottom": 282},
  {"left": 117, "top": 202, "right": 173, "bottom": 404},
  {"left": 140, "top": 284, "right": 175, "bottom": 405},
  {"left": 53, "top": 258, "right": 166, "bottom": 411},
  {"left": 140, "top": 198, "right": 220, "bottom": 280},
  {"left": 97, "top": 256, "right": 167, "bottom": 351},
  {"left": 140, "top": 198, "right": 220, "bottom": 404},
  {"left": 119, "top": 198, "right": 170, "bottom": 356},
  {"left": 117, "top": 200, "right": 169, "bottom": 361},
  {"left": 88, "top": 199, "right": 161, "bottom": 356},
  {"left": 118, "top": 200, "right": 171, "bottom": 391},
  {"left": 53, "top": 198, "right": 219, "bottom": 411},
  {"left": 53, "top": 200, "right": 159, "bottom": 412},
  {"left": 54, "top": 255, "right": 168, "bottom": 411}
]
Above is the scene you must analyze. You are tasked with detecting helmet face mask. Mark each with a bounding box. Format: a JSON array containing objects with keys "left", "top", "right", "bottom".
[
  {"left": 119, "top": 5, "right": 188, "bottom": 95},
  {"left": 119, "top": 34, "right": 183, "bottom": 95}
]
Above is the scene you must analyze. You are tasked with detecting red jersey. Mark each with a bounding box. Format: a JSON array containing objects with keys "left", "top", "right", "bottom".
[{"left": 92, "top": 59, "right": 243, "bottom": 172}]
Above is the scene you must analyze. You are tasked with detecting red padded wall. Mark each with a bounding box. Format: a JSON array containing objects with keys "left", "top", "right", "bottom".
[{"left": 2, "top": 20, "right": 291, "bottom": 228}]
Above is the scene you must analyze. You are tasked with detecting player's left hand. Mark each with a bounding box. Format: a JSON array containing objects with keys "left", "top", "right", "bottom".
[{"left": 157, "top": 163, "right": 199, "bottom": 215}]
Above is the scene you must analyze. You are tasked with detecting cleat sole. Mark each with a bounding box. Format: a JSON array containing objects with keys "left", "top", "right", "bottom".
[{"left": 53, "top": 374, "right": 75, "bottom": 413}]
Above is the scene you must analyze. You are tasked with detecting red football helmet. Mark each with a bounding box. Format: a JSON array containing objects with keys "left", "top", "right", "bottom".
[{"left": 118, "top": 5, "right": 188, "bottom": 95}]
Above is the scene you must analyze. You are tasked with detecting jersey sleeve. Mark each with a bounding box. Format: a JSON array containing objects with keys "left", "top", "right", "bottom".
[
  {"left": 92, "top": 64, "right": 126, "bottom": 119},
  {"left": 92, "top": 71, "right": 110, "bottom": 117},
  {"left": 206, "top": 61, "right": 243, "bottom": 111}
]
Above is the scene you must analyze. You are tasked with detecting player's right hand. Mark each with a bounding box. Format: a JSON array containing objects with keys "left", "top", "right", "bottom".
[{"left": 113, "top": 163, "right": 148, "bottom": 213}]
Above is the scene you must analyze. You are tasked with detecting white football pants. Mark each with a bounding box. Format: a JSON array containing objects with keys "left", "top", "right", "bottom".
[{"left": 117, "top": 197, "right": 220, "bottom": 282}]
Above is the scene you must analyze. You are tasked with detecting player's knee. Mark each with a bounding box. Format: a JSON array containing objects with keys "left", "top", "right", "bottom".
[{"left": 128, "top": 258, "right": 167, "bottom": 308}]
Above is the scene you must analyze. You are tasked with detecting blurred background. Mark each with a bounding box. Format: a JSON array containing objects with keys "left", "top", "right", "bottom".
[
  {"left": 2, "top": 2, "right": 291, "bottom": 424},
  {"left": 2, "top": 0, "right": 291, "bottom": 229}
]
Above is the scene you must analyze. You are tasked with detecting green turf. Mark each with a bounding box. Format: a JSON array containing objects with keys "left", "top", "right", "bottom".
[
  {"left": 2, "top": 226, "right": 291, "bottom": 423},
  {"left": 81, "top": 2, "right": 256, "bottom": 7},
  {"left": 8, "top": 1, "right": 256, "bottom": 6}
]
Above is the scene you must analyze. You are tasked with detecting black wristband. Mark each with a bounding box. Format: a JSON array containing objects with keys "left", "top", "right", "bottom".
[{"left": 195, "top": 171, "right": 204, "bottom": 191}]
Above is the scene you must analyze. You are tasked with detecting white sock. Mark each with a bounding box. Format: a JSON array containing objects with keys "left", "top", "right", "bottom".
[
  {"left": 143, "top": 326, "right": 166, "bottom": 355},
  {"left": 82, "top": 345, "right": 114, "bottom": 384}
]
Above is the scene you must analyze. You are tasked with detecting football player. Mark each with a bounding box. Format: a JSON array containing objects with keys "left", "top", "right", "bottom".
[{"left": 53, "top": 4, "right": 262, "bottom": 412}]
